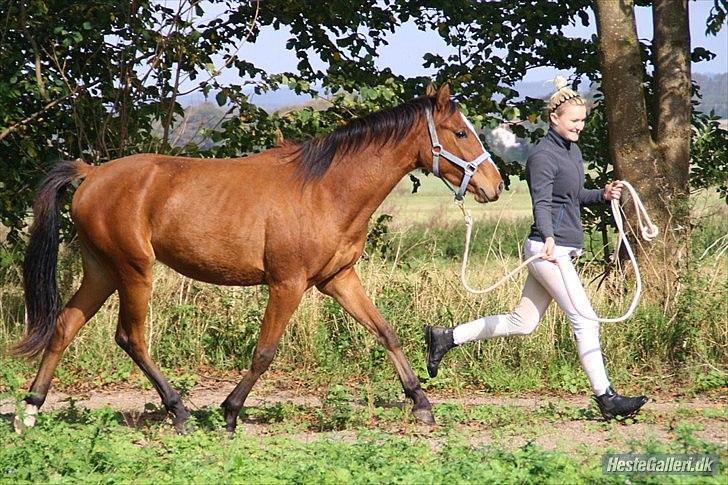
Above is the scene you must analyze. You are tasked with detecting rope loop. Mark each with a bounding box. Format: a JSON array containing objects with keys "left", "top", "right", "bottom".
[{"left": 457, "top": 180, "right": 657, "bottom": 323}]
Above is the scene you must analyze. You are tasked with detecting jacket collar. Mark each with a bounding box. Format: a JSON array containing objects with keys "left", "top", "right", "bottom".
[{"left": 547, "top": 127, "right": 571, "bottom": 150}]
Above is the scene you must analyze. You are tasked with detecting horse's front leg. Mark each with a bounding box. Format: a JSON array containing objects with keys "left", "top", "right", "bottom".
[
  {"left": 317, "top": 268, "right": 435, "bottom": 424},
  {"left": 221, "top": 280, "right": 306, "bottom": 434}
]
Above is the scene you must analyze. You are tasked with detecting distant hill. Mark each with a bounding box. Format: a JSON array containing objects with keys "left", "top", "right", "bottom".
[
  {"left": 171, "top": 73, "right": 726, "bottom": 156},
  {"left": 179, "top": 73, "right": 726, "bottom": 117},
  {"left": 693, "top": 73, "right": 728, "bottom": 118}
]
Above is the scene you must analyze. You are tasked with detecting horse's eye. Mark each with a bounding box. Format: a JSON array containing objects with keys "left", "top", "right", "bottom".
[{"left": 455, "top": 130, "right": 467, "bottom": 139}]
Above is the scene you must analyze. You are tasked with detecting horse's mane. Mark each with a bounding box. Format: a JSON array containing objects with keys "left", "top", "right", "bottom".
[{"left": 291, "top": 95, "right": 457, "bottom": 182}]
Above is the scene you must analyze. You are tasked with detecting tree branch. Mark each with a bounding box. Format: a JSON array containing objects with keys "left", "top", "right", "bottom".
[{"left": 0, "top": 87, "right": 83, "bottom": 142}]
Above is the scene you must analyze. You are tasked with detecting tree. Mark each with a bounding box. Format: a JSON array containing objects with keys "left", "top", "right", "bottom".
[
  {"left": 0, "top": 0, "right": 266, "bottom": 242},
  {"left": 593, "top": 0, "right": 693, "bottom": 300},
  {"left": 1, "top": 0, "right": 724, "bottom": 305}
]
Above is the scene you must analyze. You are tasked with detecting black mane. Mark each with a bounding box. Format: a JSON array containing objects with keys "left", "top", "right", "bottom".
[{"left": 293, "top": 95, "right": 457, "bottom": 182}]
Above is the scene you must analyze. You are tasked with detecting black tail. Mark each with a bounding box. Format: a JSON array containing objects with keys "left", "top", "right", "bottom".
[{"left": 13, "top": 160, "right": 88, "bottom": 358}]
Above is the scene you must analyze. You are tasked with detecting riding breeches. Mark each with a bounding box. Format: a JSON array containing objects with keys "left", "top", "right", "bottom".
[{"left": 452, "top": 238, "right": 610, "bottom": 395}]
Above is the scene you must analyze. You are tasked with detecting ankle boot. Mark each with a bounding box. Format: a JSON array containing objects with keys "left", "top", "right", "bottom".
[
  {"left": 594, "top": 386, "right": 648, "bottom": 420},
  {"left": 425, "top": 325, "right": 456, "bottom": 378}
]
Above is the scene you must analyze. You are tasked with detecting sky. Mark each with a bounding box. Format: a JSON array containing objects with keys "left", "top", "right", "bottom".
[{"left": 226, "top": 0, "right": 727, "bottom": 83}]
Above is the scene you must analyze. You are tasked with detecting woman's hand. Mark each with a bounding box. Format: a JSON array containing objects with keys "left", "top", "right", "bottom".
[
  {"left": 604, "top": 180, "right": 624, "bottom": 201},
  {"left": 542, "top": 237, "right": 557, "bottom": 263}
]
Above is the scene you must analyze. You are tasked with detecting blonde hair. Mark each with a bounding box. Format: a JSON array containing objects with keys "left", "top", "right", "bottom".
[{"left": 547, "top": 76, "right": 585, "bottom": 114}]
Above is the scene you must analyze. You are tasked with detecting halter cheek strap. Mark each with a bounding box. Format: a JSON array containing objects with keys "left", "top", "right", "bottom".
[{"left": 425, "top": 106, "right": 495, "bottom": 201}]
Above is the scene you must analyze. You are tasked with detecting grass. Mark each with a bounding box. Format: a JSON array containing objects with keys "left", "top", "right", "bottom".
[
  {"left": 1, "top": 397, "right": 725, "bottom": 484},
  {"left": 0, "top": 185, "right": 726, "bottom": 396},
  {"left": 378, "top": 175, "right": 533, "bottom": 226},
  {"left": 0, "top": 183, "right": 726, "bottom": 483}
]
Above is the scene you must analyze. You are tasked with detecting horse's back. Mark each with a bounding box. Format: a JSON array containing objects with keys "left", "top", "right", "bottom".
[{"left": 71, "top": 153, "right": 302, "bottom": 286}]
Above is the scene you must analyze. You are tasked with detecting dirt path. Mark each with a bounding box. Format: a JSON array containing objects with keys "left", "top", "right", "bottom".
[{"left": 2, "top": 378, "right": 725, "bottom": 453}]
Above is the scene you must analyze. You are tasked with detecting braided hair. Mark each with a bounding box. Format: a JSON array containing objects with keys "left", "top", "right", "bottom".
[{"left": 547, "top": 76, "right": 586, "bottom": 115}]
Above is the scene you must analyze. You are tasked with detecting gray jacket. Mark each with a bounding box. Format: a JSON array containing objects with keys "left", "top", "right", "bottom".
[{"left": 526, "top": 128, "right": 605, "bottom": 248}]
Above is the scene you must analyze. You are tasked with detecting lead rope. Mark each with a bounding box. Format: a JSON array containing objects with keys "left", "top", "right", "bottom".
[{"left": 457, "top": 180, "right": 658, "bottom": 323}]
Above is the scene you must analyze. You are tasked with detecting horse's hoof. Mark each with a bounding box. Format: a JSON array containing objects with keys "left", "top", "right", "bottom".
[
  {"left": 224, "top": 424, "right": 237, "bottom": 438},
  {"left": 412, "top": 407, "right": 436, "bottom": 425},
  {"left": 174, "top": 420, "right": 193, "bottom": 435},
  {"left": 14, "top": 404, "right": 39, "bottom": 434}
]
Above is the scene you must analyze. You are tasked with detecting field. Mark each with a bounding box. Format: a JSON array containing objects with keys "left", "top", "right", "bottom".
[{"left": 1, "top": 179, "right": 726, "bottom": 483}]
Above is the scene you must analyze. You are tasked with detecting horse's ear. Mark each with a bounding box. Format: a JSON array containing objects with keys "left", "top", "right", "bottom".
[
  {"left": 425, "top": 83, "right": 436, "bottom": 97},
  {"left": 435, "top": 83, "right": 451, "bottom": 111}
]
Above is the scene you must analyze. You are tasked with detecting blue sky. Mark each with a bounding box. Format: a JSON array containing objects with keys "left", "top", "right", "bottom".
[{"left": 230, "top": 1, "right": 726, "bottom": 82}]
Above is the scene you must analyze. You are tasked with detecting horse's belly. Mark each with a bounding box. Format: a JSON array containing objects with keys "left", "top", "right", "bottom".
[
  {"left": 155, "top": 249, "right": 265, "bottom": 286},
  {"left": 152, "top": 226, "right": 266, "bottom": 286}
]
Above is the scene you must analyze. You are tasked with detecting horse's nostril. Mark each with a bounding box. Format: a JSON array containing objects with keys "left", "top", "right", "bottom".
[{"left": 497, "top": 181, "right": 505, "bottom": 194}]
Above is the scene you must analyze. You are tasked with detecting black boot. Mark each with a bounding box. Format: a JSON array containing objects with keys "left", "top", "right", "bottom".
[
  {"left": 425, "top": 325, "right": 456, "bottom": 378},
  {"left": 594, "top": 386, "right": 648, "bottom": 420}
]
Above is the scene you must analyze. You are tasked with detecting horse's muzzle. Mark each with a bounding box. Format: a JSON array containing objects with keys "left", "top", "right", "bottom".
[{"left": 475, "top": 182, "right": 503, "bottom": 203}]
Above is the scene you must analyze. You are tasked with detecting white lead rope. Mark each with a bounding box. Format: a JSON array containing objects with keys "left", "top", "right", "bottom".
[{"left": 458, "top": 180, "right": 659, "bottom": 323}]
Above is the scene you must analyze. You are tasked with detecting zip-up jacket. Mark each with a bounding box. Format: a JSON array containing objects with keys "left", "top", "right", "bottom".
[{"left": 526, "top": 128, "right": 605, "bottom": 248}]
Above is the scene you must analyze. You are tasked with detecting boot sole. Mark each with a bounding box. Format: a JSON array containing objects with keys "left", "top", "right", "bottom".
[{"left": 597, "top": 397, "right": 649, "bottom": 421}]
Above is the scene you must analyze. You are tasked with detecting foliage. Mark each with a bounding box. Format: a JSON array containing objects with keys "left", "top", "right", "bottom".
[
  {"left": 2, "top": 0, "right": 725, "bottom": 245},
  {"left": 690, "top": 112, "right": 728, "bottom": 203}
]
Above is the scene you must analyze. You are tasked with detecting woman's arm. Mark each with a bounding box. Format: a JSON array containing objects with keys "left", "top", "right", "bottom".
[
  {"left": 578, "top": 185, "right": 606, "bottom": 205},
  {"left": 526, "top": 152, "right": 558, "bottom": 241},
  {"left": 578, "top": 181, "right": 623, "bottom": 204}
]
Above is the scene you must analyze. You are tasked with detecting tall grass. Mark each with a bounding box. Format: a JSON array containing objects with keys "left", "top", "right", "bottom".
[{"left": 1, "top": 213, "right": 726, "bottom": 396}]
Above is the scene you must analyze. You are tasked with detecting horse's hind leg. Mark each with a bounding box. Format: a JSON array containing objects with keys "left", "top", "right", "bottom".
[
  {"left": 222, "top": 281, "right": 305, "bottom": 433},
  {"left": 318, "top": 268, "right": 435, "bottom": 424},
  {"left": 16, "top": 258, "right": 115, "bottom": 432},
  {"left": 114, "top": 270, "right": 190, "bottom": 432}
]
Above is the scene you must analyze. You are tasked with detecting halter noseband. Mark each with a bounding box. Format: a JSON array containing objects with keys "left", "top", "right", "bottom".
[{"left": 425, "top": 106, "right": 495, "bottom": 201}]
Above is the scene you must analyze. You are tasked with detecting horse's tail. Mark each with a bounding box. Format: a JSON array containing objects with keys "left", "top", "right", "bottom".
[{"left": 12, "top": 159, "right": 93, "bottom": 358}]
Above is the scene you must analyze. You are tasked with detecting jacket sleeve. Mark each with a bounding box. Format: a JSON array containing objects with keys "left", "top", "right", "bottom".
[
  {"left": 579, "top": 186, "right": 605, "bottom": 205},
  {"left": 526, "top": 151, "right": 557, "bottom": 240}
]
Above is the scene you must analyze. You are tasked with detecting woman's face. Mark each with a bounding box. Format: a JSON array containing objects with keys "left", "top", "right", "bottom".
[{"left": 549, "top": 104, "right": 587, "bottom": 142}]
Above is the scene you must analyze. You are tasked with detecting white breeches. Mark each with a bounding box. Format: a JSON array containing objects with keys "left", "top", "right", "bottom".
[{"left": 452, "top": 238, "right": 610, "bottom": 395}]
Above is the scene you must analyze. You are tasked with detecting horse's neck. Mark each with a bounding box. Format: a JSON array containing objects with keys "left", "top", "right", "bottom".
[{"left": 319, "top": 137, "right": 419, "bottom": 229}]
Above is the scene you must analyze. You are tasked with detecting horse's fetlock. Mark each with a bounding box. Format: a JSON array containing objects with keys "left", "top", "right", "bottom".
[{"left": 25, "top": 394, "right": 45, "bottom": 408}]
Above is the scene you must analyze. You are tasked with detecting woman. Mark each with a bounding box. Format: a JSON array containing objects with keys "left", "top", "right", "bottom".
[{"left": 425, "top": 78, "right": 648, "bottom": 420}]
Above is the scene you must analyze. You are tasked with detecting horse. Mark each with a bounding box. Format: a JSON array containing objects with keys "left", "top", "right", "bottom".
[{"left": 13, "top": 84, "right": 503, "bottom": 433}]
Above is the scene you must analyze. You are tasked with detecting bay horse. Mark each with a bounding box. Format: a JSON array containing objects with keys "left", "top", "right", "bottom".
[{"left": 13, "top": 84, "right": 503, "bottom": 433}]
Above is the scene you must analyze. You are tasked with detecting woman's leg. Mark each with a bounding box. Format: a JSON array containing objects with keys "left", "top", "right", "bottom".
[
  {"left": 453, "top": 273, "right": 553, "bottom": 344},
  {"left": 426, "top": 243, "right": 552, "bottom": 377},
  {"left": 527, "top": 254, "right": 648, "bottom": 418},
  {"left": 526, "top": 254, "right": 610, "bottom": 395}
]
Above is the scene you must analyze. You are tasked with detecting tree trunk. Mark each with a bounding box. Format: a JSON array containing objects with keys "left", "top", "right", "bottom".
[
  {"left": 593, "top": 0, "right": 692, "bottom": 305},
  {"left": 652, "top": 0, "right": 692, "bottom": 241}
]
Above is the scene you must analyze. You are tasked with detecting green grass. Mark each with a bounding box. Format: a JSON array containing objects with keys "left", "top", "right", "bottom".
[
  {"left": 1, "top": 206, "right": 726, "bottom": 397},
  {"left": 1, "top": 195, "right": 726, "bottom": 482},
  {"left": 378, "top": 174, "right": 533, "bottom": 226},
  {"left": 1, "top": 401, "right": 725, "bottom": 484}
]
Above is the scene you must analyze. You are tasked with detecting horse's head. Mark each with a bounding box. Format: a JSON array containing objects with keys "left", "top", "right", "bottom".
[{"left": 418, "top": 84, "right": 504, "bottom": 203}]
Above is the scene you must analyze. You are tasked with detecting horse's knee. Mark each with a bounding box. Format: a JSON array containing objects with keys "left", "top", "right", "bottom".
[{"left": 47, "top": 312, "right": 79, "bottom": 352}]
